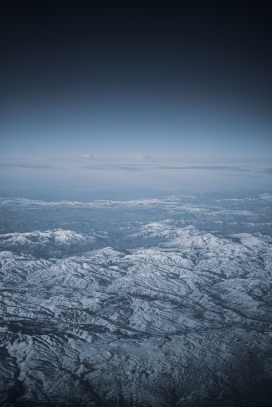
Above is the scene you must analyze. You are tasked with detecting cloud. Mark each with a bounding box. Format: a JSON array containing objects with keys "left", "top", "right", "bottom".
[
  {"left": 1, "top": 159, "right": 253, "bottom": 174},
  {"left": 259, "top": 168, "right": 272, "bottom": 174},
  {"left": 80, "top": 154, "right": 93, "bottom": 159},
  {"left": 82, "top": 164, "right": 144, "bottom": 171},
  {"left": 128, "top": 155, "right": 153, "bottom": 161},
  {"left": 0, "top": 163, "right": 56, "bottom": 169},
  {"left": 154, "top": 166, "right": 251, "bottom": 172}
]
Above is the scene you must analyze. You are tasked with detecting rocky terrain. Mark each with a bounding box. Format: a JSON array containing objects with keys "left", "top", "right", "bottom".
[{"left": 0, "top": 192, "right": 272, "bottom": 406}]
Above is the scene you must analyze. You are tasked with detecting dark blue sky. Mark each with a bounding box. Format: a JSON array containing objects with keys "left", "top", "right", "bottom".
[{"left": 1, "top": 0, "right": 271, "bottom": 191}]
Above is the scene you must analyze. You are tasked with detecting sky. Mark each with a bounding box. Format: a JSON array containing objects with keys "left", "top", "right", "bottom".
[{"left": 1, "top": 0, "right": 271, "bottom": 192}]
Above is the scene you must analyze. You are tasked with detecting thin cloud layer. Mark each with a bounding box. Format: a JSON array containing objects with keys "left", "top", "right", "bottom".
[
  {"left": 259, "top": 168, "right": 272, "bottom": 174},
  {"left": 0, "top": 163, "right": 56, "bottom": 169},
  {"left": 0, "top": 154, "right": 271, "bottom": 191},
  {"left": 155, "top": 166, "right": 252, "bottom": 172}
]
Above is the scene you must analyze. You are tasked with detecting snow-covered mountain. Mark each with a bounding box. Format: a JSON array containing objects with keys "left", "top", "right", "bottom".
[
  {"left": 0, "top": 229, "right": 112, "bottom": 258},
  {"left": 0, "top": 192, "right": 272, "bottom": 406}
]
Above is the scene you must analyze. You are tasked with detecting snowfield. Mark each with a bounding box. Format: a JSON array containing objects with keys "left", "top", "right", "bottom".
[{"left": 0, "top": 192, "right": 272, "bottom": 406}]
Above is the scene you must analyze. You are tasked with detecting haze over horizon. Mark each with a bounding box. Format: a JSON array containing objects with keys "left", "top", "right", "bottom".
[{"left": 1, "top": 0, "right": 271, "bottom": 192}]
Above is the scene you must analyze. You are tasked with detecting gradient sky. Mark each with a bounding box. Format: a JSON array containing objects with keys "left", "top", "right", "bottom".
[{"left": 1, "top": 0, "right": 271, "bottom": 192}]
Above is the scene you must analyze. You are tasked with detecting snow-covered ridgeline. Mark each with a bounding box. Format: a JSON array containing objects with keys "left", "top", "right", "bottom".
[{"left": 1, "top": 193, "right": 272, "bottom": 406}]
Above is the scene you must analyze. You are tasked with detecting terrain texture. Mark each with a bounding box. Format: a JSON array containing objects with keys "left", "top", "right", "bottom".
[{"left": 0, "top": 192, "right": 272, "bottom": 406}]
